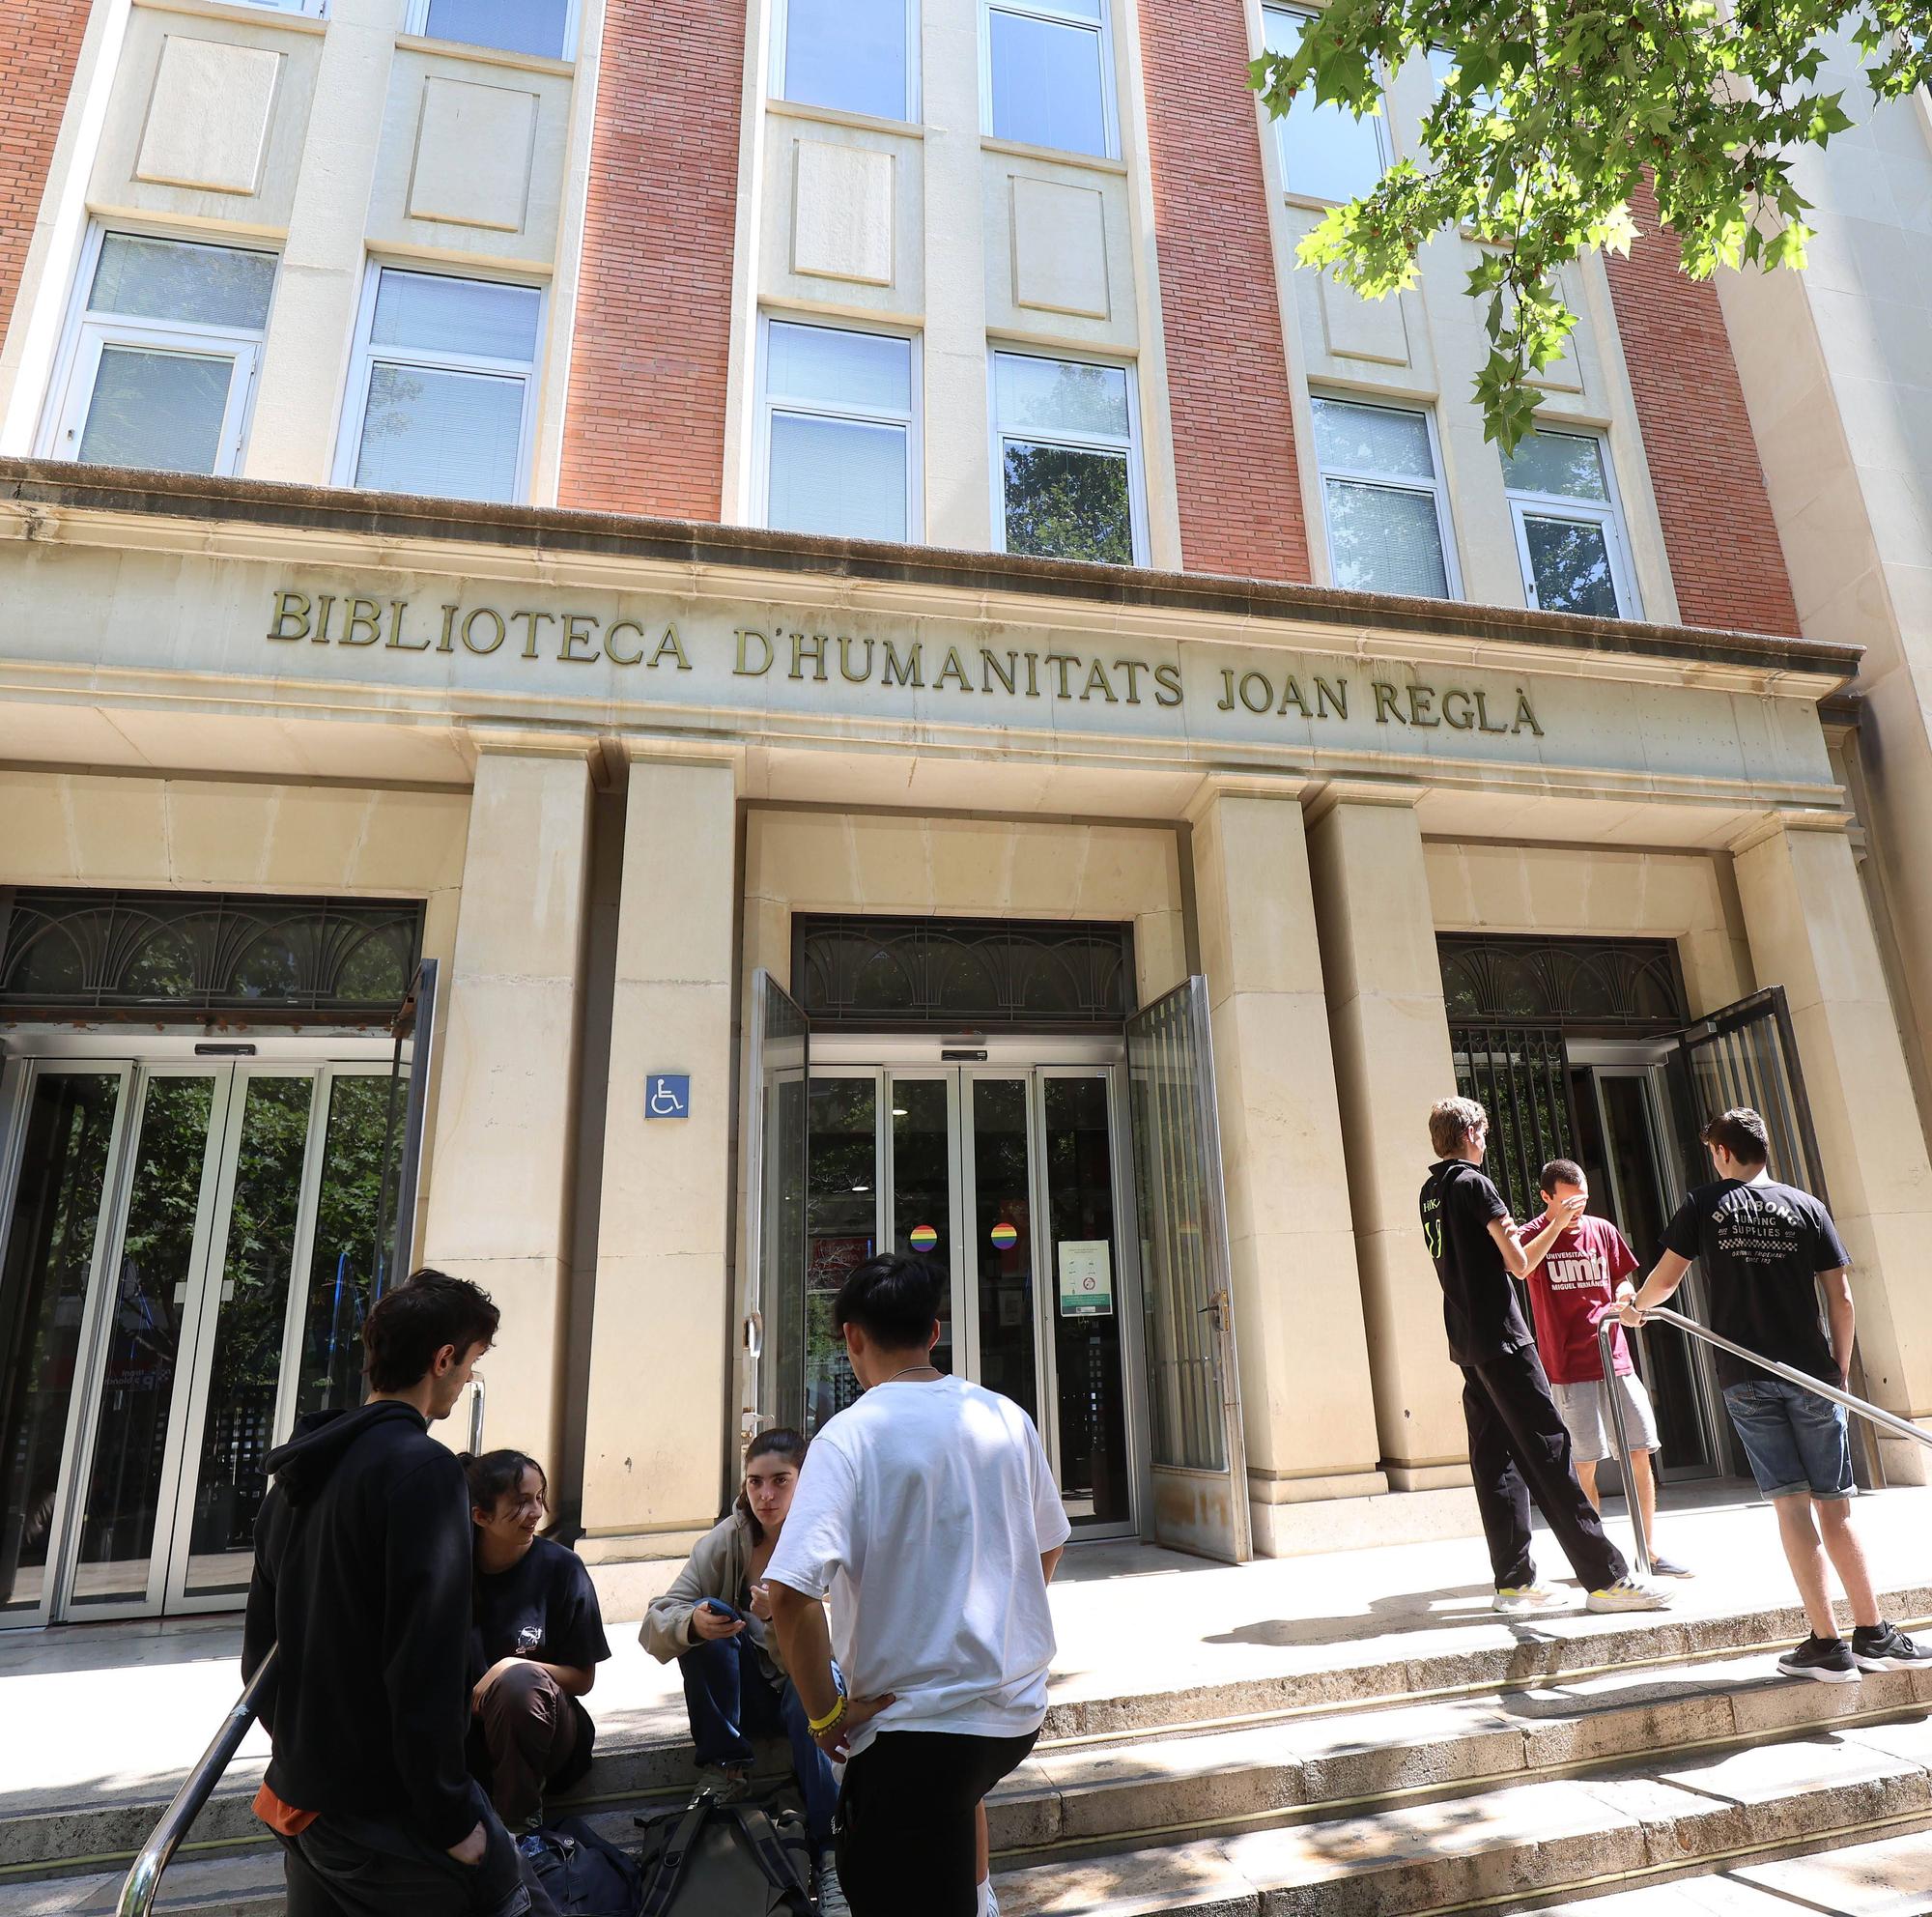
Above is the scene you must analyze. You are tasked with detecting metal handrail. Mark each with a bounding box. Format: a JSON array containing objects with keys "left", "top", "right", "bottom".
[
  {"left": 118, "top": 1646, "right": 278, "bottom": 1917},
  {"left": 1595, "top": 1302, "right": 1932, "bottom": 1578},
  {"left": 117, "top": 1382, "right": 485, "bottom": 1917}
]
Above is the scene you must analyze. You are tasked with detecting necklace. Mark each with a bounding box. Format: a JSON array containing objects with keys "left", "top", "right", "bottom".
[{"left": 880, "top": 1361, "right": 941, "bottom": 1386}]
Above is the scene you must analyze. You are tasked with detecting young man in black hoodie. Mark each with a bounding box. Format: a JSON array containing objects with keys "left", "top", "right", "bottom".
[{"left": 242, "top": 1270, "right": 554, "bottom": 1917}]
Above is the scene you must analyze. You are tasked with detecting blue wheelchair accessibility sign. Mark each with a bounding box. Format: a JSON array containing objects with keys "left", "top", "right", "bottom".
[{"left": 646, "top": 1074, "right": 691, "bottom": 1120}]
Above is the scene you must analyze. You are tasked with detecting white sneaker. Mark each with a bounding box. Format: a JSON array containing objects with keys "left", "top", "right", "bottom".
[
  {"left": 1586, "top": 1575, "right": 1671, "bottom": 1614},
  {"left": 980, "top": 1880, "right": 999, "bottom": 1917},
  {"left": 1493, "top": 1584, "right": 1566, "bottom": 1613},
  {"left": 817, "top": 1857, "right": 851, "bottom": 1916}
]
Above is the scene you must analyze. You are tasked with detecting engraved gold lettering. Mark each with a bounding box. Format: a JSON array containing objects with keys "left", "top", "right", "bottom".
[
  {"left": 1117, "top": 659, "right": 1147, "bottom": 705},
  {"left": 838, "top": 637, "right": 874, "bottom": 683},
  {"left": 559, "top": 614, "right": 599, "bottom": 664},
  {"left": 1082, "top": 660, "right": 1118, "bottom": 702},
  {"left": 386, "top": 599, "right": 429, "bottom": 651},
  {"left": 1042, "top": 653, "right": 1079, "bottom": 699},
  {"left": 791, "top": 633, "right": 830, "bottom": 682},
  {"left": 606, "top": 620, "right": 645, "bottom": 667},
  {"left": 935, "top": 646, "right": 972, "bottom": 693},
  {"left": 882, "top": 640, "right": 923, "bottom": 688},
  {"left": 463, "top": 607, "right": 507, "bottom": 655},
  {"left": 343, "top": 598, "right": 384, "bottom": 647},
  {"left": 1277, "top": 675, "right": 1309, "bottom": 719},
  {"left": 735, "top": 629, "right": 775, "bottom": 676},
  {"left": 437, "top": 604, "right": 459, "bottom": 654},
  {"left": 513, "top": 611, "right": 555, "bottom": 660},
  {"left": 1216, "top": 670, "right": 1236, "bottom": 712},
  {"left": 1315, "top": 677, "right": 1347, "bottom": 719},
  {"left": 1152, "top": 663, "right": 1182, "bottom": 707},
  {"left": 1513, "top": 690, "right": 1544, "bottom": 737},
  {"left": 1474, "top": 689, "right": 1508, "bottom": 734},
  {"left": 1406, "top": 685, "right": 1439, "bottom": 728},
  {"left": 313, "top": 594, "right": 335, "bottom": 644},
  {"left": 1024, "top": 653, "right": 1040, "bottom": 697},
  {"left": 650, "top": 624, "right": 692, "bottom": 671},
  {"left": 268, "top": 591, "right": 310, "bottom": 643},
  {"left": 1372, "top": 682, "right": 1404, "bottom": 725},
  {"left": 980, "top": 649, "right": 1018, "bottom": 696},
  {"left": 1442, "top": 688, "right": 1474, "bottom": 730}
]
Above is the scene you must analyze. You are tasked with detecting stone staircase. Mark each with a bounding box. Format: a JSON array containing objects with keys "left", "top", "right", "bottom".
[{"left": 5, "top": 1592, "right": 1932, "bottom": 1917}]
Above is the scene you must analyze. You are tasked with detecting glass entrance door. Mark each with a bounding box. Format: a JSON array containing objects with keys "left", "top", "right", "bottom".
[
  {"left": 795, "top": 1062, "right": 1140, "bottom": 1536},
  {"left": 0, "top": 1056, "right": 401, "bottom": 1624}
]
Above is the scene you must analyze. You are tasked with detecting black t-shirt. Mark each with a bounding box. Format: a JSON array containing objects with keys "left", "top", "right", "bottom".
[
  {"left": 1662, "top": 1176, "right": 1850, "bottom": 1388},
  {"left": 1420, "top": 1159, "right": 1534, "bottom": 1365},
  {"left": 469, "top": 1537, "right": 611, "bottom": 1791}
]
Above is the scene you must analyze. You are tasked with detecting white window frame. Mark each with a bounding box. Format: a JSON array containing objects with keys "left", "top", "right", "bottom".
[
  {"left": 38, "top": 224, "right": 274, "bottom": 476},
  {"left": 404, "top": 0, "right": 580, "bottom": 61},
  {"left": 1502, "top": 428, "right": 1642, "bottom": 619},
  {"left": 987, "top": 344, "right": 1148, "bottom": 566},
  {"left": 1262, "top": 4, "right": 1391, "bottom": 203},
  {"left": 1310, "top": 391, "right": 1462, "bottom": 600},
  {"left": 980, "top": 0, "right": 1120, "bottom": 161},
  {"left": 754, "top": 313, "right": 923, "bottom": 543},
  {"left": 238, "top": 0, "right": 327, "bottom": 16},
  {"left": 770, "top": 0, "right": 921, "bottom": 124},
  {"left": 332, "top": 261, "right": 545, "bottom": 505}
]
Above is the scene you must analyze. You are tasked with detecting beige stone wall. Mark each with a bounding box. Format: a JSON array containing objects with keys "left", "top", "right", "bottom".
[{"left": 1423, "top": 841, "right": 1753, "bottom": 1016}]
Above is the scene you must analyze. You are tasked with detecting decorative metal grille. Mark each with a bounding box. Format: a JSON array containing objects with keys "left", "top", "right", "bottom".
[
  {"left": 0, "top": 889, "right": 424, "bottom": 1017},
  {"left": 1438, "top": 934, "right": 1687, "bottom": 1035},
  {"left": 1450, "top": 1024, "right": 1578, "bottom": 1223},
  {"left": 794, "top": 914, "right": 1136, "bottom": 1030}
]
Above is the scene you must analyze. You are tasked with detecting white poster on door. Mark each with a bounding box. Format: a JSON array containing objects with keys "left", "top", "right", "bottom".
[{"left": 1058, "top": 1239, "right": 1114, "bottom": 1317}]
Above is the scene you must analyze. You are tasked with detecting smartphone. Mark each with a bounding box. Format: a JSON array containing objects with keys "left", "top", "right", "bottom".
[{"left": 700, "top": 1597, "right": 743, "bottom": 1622}]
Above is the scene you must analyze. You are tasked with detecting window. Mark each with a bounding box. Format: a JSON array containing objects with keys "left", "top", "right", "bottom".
[
  {"left": 775, "top": 0, "right": 916, "bottom": 122},
  {"left": 992, "top": 350, "right": 1143, "bottom": 565},
  {"left": 240, "top": 0, "right": 327, "bottom": 14},
  {"left": 1311, "top": 394, "right": 1457, "bottom": 598},
  {"left": 1264, "top": 6, "right": 1387, "bottom": 201},
  {"left": 43, "top": 231, "right": 276, "bottom": 476},
  {"left": 1501, "top": 430, "right": 1639, "bottom": 618},
  {"left": 406, "top": 0, "right": 573, "bottom": 60},
  {"left": 339, "top": 268, "right": 542, "bottom": 504},
  {"left": 984, "top": 0, "right": 1114, "bottom": 159},
  {"left": 759, "top": 319, "right": 918, "bottom": 542}
]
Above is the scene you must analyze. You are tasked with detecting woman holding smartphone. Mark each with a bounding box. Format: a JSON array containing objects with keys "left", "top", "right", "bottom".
[{"left": 642, "top": 1428, "right": 838, "bottom": 1854}]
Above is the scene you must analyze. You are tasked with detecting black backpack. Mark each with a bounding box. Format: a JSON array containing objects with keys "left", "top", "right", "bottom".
[
  {"left": 635, "top": 1791, "right": 815, "bottom": 1916},
  {"left": 523, "top": 1816, "right": 644, "bottom": 1917}
]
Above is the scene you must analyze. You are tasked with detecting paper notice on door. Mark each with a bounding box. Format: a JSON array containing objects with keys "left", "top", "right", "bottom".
[{"left": 1058, "top": 1239, "right": 1114, "bottom": 1317}]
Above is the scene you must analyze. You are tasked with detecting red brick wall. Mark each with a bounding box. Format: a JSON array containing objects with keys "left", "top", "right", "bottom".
[
  {"left": 1604, "top": 182, "right": 1799, "bottom": 636},
  {"left": 558, "top": 0, "right": 746, "bottom": 520},
  {"left": 1138, "top": 1, "right": 1311, "bottom": 582},
  {"left": 0, "top": 2, "right": 89, "bottom": 351}
]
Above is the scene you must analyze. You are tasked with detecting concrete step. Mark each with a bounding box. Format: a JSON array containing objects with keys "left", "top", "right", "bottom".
[
  {"left": 11, "top": 1589, "right": 1929, "bottom": 1880},
  {"left": 11, "top": 1706, "right": 1932, "bottom": 1917}
]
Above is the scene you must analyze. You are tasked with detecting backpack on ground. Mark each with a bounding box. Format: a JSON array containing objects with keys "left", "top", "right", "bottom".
[
  {"left": 523, "top": 1815, "right": 644, "bottom": 1917},
  {"left": 635, "top": 1790, "right": 815, "bottom": 1916}
]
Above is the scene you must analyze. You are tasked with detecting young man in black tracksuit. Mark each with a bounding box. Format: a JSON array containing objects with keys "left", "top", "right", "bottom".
[
  {"left": 1420, "top": 1098, "right": 1665, "bottom": 1616},
  {"left": 242, "top": 1270, "right": 555, "bottom": 1917}
]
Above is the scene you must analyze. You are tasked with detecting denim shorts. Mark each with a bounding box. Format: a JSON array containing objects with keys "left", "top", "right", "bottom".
[{"left": 1723, "top": 1376, "right": 1855, "bottom": 1501}]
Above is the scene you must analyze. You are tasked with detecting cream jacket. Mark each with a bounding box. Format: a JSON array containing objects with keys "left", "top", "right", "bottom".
[{"left": 639, "top": 1511, "right": 785, "bottom": 1682}]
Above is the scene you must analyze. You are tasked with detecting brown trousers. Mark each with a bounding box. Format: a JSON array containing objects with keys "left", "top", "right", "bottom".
[{"left": 476, "top": 1662, "right": 579, "bottom": 1827}]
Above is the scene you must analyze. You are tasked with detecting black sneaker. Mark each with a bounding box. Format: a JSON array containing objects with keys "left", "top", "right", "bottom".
[
  {"left": 1851, "top": 1621, "right": 1932, "bottom": 1671},
  {"left": 1776, "top": 1633, "right": 1861, "bottom": 1683}
]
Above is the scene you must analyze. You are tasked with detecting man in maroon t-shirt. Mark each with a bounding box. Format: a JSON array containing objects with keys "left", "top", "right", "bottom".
[{"left": 1521, "top": 1159, "right": 1690, "bottom": 1578}]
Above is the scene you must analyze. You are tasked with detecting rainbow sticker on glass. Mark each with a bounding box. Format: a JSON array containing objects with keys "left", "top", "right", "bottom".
[
  {"left": 990, "top": 1222, "right": 1019, "bottom": 1250},
  {"left": 908, "top": 1224, "right": 939, "bottom": 1252}
]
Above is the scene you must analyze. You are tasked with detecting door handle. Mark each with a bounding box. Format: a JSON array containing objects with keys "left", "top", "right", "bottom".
[{"left": 744, "top": 1312, "right": 764, "bottom": 1359}]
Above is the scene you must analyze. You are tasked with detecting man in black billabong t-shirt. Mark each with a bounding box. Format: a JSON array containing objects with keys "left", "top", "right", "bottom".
[
  {"left": 1623, "top": 1107, "right": 1930, "bottom": 1683},
  {"left": 1420, "top": 1098, "right": 1664, "bottom": 1615}
]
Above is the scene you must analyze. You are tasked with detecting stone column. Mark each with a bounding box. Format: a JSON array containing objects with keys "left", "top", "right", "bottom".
[
  {"left": 579, "top": 754, "right": 739, "bottom": 1553},
  {"left": 421, "top": 739, "right": 595, "bottom": 1469},
  {"left": 1732, "top": 816, "right": 1932, "bottom": 1478},
  {"left": 1306, "top": 790, "right": 1468, "bottom": 1488},
  {"left": 1186, "top": 784, "right": 1385, "bottom": 1546}
]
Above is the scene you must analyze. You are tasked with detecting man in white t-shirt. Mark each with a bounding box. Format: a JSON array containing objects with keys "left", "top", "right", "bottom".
[{"left": 767, "top": 1253, "right": 1069, "bottom": 1917}]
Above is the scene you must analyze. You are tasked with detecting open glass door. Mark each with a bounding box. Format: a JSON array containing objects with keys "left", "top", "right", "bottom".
[
  {"left": 1665, "top": 986, "right": 1878, "bottom": 1482},
  {"left": 748, "top": 972, "right": 809, "bottom": 1435},
  {"left": 1125, "top": 979, "right": 1251, "bottom": 1564}
]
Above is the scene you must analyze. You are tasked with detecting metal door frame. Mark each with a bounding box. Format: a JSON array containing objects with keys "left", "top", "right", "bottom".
[
  {"left": 0, "top": 1040, "right": 401, "bottom": 1626},
  {"left": 54, "top": 1063, "right": 238, "bottom": 1621},
  {"left": 799, "top": 1038, "right": 1146, "bottom": 1536},
  {"left": 0, "top": 1059, "right": 136, "bottom": 1629}
]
